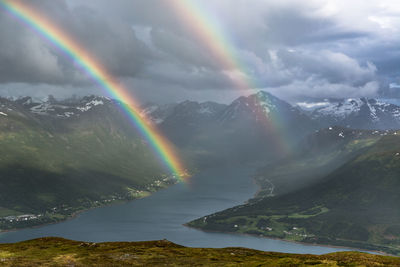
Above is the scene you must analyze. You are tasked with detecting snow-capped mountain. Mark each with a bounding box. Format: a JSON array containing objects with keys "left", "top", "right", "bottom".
[
  {"left": 298, "top": 98, "right": 400, "bottom": 130},
  {"left": 6, "top": 91, "right": 400, "bottom": 168},
  {"left": 0, "top": 97, "right": 37, "bottom": 119},
  {"left": 158, "top": 91, "right": 317, "bottom": 163},
  {"left": 3, "top": 95, "right": 112, "bottom": 119},
  {"left": 6, "top": 93, "right": 400, "bottom": 133},
  {"left": 220, "top": 91, "right": 302, "bottom": 122},
  {"left": 218, "top": 91, "right": 316, "bottom": 139}
]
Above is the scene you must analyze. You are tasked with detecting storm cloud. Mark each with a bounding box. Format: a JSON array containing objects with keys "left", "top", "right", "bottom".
[{"left": 0, "top": 0, "right": 399, "bottom": 102}]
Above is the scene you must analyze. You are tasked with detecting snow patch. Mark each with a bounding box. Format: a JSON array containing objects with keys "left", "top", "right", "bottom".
[
  {"left": 141, "top": 105, "right": 158, "bottom": 116},
  {"left": 313, "top": 99, "right": 363, "bottom": 119},
  {"left": 64, "top": 112, "right": 75, "bottom": 118},
  {"left": 366, "top": 100, "right": 379, "bottom": 122},
  {"left": 30, "top": 103, "right": 54, "bottom": 115},
  {"left": 296, "top": 102, "right": 330, "bottom": 111},
  {"left": 198, "top": 106, "right": 212, "bottom": 114},
  {"left": 77, "top": 100, "right": 104, "bottom": 112},
  {"left": 0, "top": 111, "right": 7, "bottom": 116}
]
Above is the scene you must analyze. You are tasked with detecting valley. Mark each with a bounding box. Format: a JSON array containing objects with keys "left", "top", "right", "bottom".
[
  {"left": 0, "top": 166, "right": 358, "bottom": 255},
  {"left": 0, "top": 91, "right": 316, "bottom": 231},
  {"left": 3, "top": 91, "right": 400, "bottom": 256}
]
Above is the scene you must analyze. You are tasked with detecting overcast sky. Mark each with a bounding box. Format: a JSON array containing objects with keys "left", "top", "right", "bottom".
[{"left": 0, "top": 0, "right": 400, "bottom": 103}]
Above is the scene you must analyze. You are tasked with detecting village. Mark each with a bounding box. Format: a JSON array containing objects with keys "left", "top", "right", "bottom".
[{"left": 1, "top": 214, "right": 41, "bottom": 223}]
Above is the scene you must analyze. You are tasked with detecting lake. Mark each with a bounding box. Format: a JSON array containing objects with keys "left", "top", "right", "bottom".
[{"left": 0, "top": 166, "right": 358, "bottom": 254}]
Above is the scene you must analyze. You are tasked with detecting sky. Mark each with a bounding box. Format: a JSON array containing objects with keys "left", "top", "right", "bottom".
[{"left": 0, "top": 0, "right": 400, "bottom": 104}]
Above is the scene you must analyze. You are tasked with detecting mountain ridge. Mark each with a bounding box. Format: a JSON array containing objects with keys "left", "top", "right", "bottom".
[
  {"left": 6, "top": 92, "right": 400, "bottom": 132},
  {"left": 298, "top": 97, "right": 400, "bottom": 129}
]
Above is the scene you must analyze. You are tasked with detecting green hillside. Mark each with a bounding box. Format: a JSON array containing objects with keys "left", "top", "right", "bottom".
[
  {"left": 188, "top": 128, "right": 400, "bottom": 255},
  {"left": 0, "top": 237, "right": 399, "bottom": 266},
  {"left": 0, "top": 100, "right": 178, "bottom": 230},
  {"left": 256, "top": 127, "right": 381, "bottom": 196}
]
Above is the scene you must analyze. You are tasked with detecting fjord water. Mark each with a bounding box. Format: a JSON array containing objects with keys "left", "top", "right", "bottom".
[{"left": 0, "top": 166, "right": 353, "bottom": 254}]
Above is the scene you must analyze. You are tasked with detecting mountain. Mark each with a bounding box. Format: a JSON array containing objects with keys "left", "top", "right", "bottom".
[
  {"left": 220, "top": 91, "right": 302, "bottom": 122},
  {"left": 0, "top": 96, "right": 179, "bottom": 231},
  {"left": 188, "top": 128, "right": 400, "bottom": 255},
  {"left": 298, "top": 98, "right": 400, "bottom": 130},
  {"left": 150, "top": 100, "right": 230, "bottom": 167},
  {"left": 160, "top": 100, "right": 227, "bottom": 146},
  {"left": 6, "top": 95, "right": 111, "bottom": 118},
  {"left": 217, "top": 91, "right": 317, "bottom": 153},
  {"left": 157, "top": 91, "right": 317, "bottom": 166}
]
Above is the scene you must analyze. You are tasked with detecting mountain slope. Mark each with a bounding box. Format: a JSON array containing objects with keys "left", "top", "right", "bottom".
[
  {"left": 160, "top": 100, "right": 226, "bottom": 146},
  {"left": 188, "top": 129, "right": 400, "bottom": 255},
  {"left": 0, "top": 96, "right": 178, "bottom": 230},
  {"left": 255, "top": 126, "right": 383, "bottom": 196}
]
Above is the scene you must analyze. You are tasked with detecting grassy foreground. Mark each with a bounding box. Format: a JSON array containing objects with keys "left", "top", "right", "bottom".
[{"left": 0, "top": 238, "right": 399, "bottom": 266}]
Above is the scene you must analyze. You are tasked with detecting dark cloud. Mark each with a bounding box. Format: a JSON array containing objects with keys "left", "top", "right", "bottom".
[
  {"left": 0, "top": 0, "right": 151, "bottom": 85},
  {"left": 0, "top": 0, "right": 399, "bottom": 101},
  {"left": 149, "top": 28, "right": 221, "bottom": 70},
  {"left": 0, "top": 11, "right": 64, "bottom": 84}
]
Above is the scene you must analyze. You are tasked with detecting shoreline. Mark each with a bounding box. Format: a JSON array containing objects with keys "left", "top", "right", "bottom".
[
  {"left": 183, "top": 168, "right": 392, "bottom": 256},
  {"left": 181, "top": 168, "right": 394, "bottom": 256},
  {"left": 183, "top": 182, "right": 394, "bottom": 256},
  {"left": 1, "top": 164, "right": 394, "bottom": 257},
  {"left": 0, "top": 183, "right": 177, "bottom": 237},
  {"left": 183, "top": 223, "right": 391, "bottom": 256},
  {"left": 0, "top": 200, "right": 126, "bottom": 236}
]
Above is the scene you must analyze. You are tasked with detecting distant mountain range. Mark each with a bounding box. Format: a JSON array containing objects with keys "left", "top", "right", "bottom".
[
  {"left": 4, "top": 95, "right": 112, "bottom": 118},
  {"left": 298, "top": 97, "right": 400, "bottom": 130},
  {"left": 6, "top": 92, "right": 400, "bottom": 132},
  {"left": 3, "top": 92, "right": 400, "bottom": 167},
  {"left": 142, "top": 92, "right": 400, "bottom": 165},
  {"left": 144, "top": 93, "right": 400, "bottom": 131}
]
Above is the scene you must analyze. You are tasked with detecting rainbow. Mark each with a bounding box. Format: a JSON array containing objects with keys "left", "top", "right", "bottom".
[
  {"left": 168, "top": 0, "right": 254, "bottom": 92},
  {"left": 0, "top": 0, "right": 188, "bottom": 182},
  {"left": 168, "top": 0, "right": 290, "bottom": 153}
]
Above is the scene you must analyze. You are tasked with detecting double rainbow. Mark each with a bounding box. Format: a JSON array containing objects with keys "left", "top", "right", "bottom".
[{"left": 0, "top": 0, "right": 188, "bottom": 182}]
